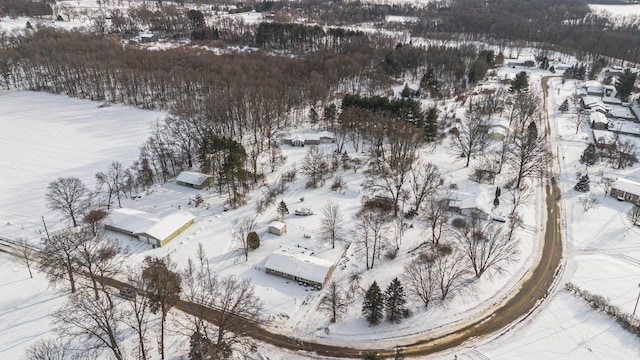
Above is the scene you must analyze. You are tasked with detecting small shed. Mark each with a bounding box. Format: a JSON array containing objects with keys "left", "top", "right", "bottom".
[
  {"left": 610, "top": 178, "right": 640, "bottom": 203},
  {"left": 140, "top": 33, "right": 158, "bottom": 43},
  {"left": 592, "top": 129, "right": 616, "bottom": 150},
  {"left": 264, "top": 246, "right": 335, "bottom": 288},
  {"left": 590, "top": 112, "right": 609, "bottom": 130},
  {"left": 268, "top": 221, "right": 286, "bottom": 236},
  {"left": 176, "top": 171, "right": 213, "bottom": 190}
]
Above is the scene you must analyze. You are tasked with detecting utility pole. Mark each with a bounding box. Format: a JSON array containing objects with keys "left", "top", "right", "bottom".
[
  {"left": 633, "top": 283, "right": 640, "bottom": 317},
  {"left": 41, "top": 216, "right": 51, "bottom": 242}
]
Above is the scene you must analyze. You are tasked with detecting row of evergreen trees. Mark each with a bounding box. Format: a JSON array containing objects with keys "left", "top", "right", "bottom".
[{"left": 362, "top": 278, "right": 410, "bottom": 325}]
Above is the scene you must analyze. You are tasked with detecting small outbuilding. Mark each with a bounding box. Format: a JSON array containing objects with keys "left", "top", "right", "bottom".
[
  {"left": 264, "top": 246, "right": 335, "bottom": 288},
  {"left": 610, "top": 178, "right": 640, "bottom": 203},
  {"left": 176, "top": 171, "right": 213, "bottom": 189},
  {"left": 268, "top": 221, "right": 286, "bottom": 236}
]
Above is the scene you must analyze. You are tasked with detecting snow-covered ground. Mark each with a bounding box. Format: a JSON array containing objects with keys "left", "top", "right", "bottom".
[{"left": 590, "top": 3, "right": 640, "bottom": 17}]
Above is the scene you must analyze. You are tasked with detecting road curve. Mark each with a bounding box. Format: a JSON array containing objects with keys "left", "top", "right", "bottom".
[{"left": 69, "top": 78, "right": 566, "bottom": 358}]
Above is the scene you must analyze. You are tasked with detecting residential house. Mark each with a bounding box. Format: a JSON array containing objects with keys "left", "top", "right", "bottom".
[
  {"left": 610, "top": 178, "right": 640, "bottom": 203},
  {"left": 264, "top": 246, "right": 335, "bottom": 288}
]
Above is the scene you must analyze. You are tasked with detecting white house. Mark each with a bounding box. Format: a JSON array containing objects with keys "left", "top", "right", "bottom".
[
  {"left": 105, "top": 208, "right": 194, "bottom": 247},
  {"left": 264, "top": 246, "right": 335, "bottom": 288}
]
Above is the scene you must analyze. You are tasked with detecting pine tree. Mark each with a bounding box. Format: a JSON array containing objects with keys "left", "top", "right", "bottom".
[
  {"left": 277, "top": 200, "right": 289, "bottom": 220},
  {"left": 510, "top": 71, "right": 529, "bottom": 93},
  {"left": 424, "top": 107, "right": 438, "bottom": 142},
  {"left": 493, "top": 186, "right": 501, "bottom": 207},
  {"left": 362, "top": 281, "right": 384, "bottom": 325},
  {"left": 385, "top": 277, "right": 408, "bottom": 323},
  {"left": 615, "top": 69, "right": 637, "bottom": 102},
  {"left": 558, "top": 99, "right": 569, "bottom": 112},
  {"left": 579, "top": 144, "right": 598, "bottom": 168},
  {"left": 574, "top": 174, "right": 590, "bottom": 192}
]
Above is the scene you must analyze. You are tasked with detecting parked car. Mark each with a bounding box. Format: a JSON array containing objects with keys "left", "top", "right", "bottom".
[
  {"left": 119, "top": 286, "right": 136, "bottom": 300},
  {"left": 294, "top": 208, "right": 313, "bottom": 216}
]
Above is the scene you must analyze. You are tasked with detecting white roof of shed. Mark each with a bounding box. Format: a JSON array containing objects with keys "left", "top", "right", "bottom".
[
  {"left": 108, "top": 208, "right": 159, "bottom": 234},
  {"left": 176, "top": 171, "right": 211, "bottom": 185},
  {"left": 590, "top": 111, "right": 608, "bottom": 124},
  {"left": 107, "top": 208, "right": 193, "bottom": 241},
  {"left": 613, "top": 178, "right": 640, "bottom": 196},
  {"left": 143, "top": 211, "right": 194, "bottom": 240},
  {"left": 264, "top": 246, "right": 334, "bottom": 283},
  {"left": 269, "top": 221, "right": 286, "bottom": 230}
]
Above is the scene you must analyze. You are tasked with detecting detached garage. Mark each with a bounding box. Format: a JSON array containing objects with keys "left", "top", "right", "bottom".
[
  {"left": 105, "top": 208, "right": 194, "bottom": 247},
  {"left": 264, "top": 246, "right": 335, "bottom": 288},
  {"left": 176, "top": 171, "right": 213, "bottom": 189}
]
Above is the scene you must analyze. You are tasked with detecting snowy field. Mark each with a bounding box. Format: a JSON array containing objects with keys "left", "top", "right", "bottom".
[{"left": 590, "top": 3, "right": 640, "bottom": 17}]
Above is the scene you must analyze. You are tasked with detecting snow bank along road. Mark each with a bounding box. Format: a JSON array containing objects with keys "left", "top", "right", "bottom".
[{"left": 99, "top": 78, "right": 564, "bottom": 358}]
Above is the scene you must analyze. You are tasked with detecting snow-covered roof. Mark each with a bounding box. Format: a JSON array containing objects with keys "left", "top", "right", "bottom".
[
  {"left": 592, "top": 129, "right": 616, "bottom": 145},
  {"left": 590, "top": 111, "right": 608, "bottom": 124},
  {"left": 107, "top": 208, "right": 193, "bottom": 241},
  {"left": 612, "top": 178, "right": 640, "bottom": 196},
  {"left": 269, "top": 221, "right": 285, "bottom": 230},
  {"left": 107, "top": 208, "right": 159, "bottom": 234},
  {"left": 142, "top": 211, "right": 194, "bottom": 240},
  {"left": 176, "top": 171, "right": 212, "bottom": 186},
  {"left": 264, "top": 246, "right": 334, "bottom": 284}
]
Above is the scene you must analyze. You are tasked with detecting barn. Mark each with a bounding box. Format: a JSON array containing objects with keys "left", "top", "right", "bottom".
[
  {"left": 104, "top": 208, "right": 194, "bottom": 248},
  {"left": 176, "top": 171, "right": 214, "bottom": 190},
  {"left": 264, "top": 246, "right": 335, "bottom": 288}
]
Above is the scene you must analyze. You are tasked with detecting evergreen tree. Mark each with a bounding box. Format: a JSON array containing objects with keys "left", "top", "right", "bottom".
[
  {"left": 574, "top": 174, "right": 590, "bottom": 192},
  {"left": 323, "top": 103, "right": 337, "bottom": 127},
  {"left": 362, "top": 352, "right": 383, "bottom": 360},
  {"left": 579, "top": 144, "right": 598, "bottom": 168},
  {"left": 385, "top": 277, "right": 408, "bottom": 323},
  {"left": 558, "top": 99, "right": 569, "bottom": 112},
  {"left": 424, "top": 107, "right": 438, "bottom": 142},
  {"left": 247, "top": 231, "right": 260, "bottom": 249},
  {"left": 362, "top": 281, "right": 384, "bottom": 325},
  {"left": 277, "top": 200, "right": 289, "bottom": 220},
  {"left": 510, "top": 71, "right": 529, "bottom": 93},
  {"left": 615, "top": 69, "right": 637, "bottom": 102},
  {"left": 493, "top": 186, "right": 501, "bottom": 207},
  {"left": 309, "top": 108, "right": 319, "bottom": 125}
]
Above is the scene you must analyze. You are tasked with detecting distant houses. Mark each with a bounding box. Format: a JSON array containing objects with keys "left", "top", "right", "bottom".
[
  {"left": 283, "top": 131, "right": 335, "bottom": 147},
  {"left": 264, "top": 246, "right": 335, "bottom": 288},
  {"left": 104, "top": 208, "right": 194, "bottom": 248},
  {"left": 610, "top": 178, "right": 640, "bottom": 203},
  {"left": 176, "top": 171, "right": 213, "bottom": 190}
]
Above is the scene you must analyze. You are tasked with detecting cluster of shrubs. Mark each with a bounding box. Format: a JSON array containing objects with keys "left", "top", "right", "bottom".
[{"left": 565, "top": 282, "right": 640, "bottom": 338}]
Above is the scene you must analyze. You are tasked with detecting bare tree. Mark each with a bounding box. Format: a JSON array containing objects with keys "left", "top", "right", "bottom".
[
  {"left": 321, "top": 200, "right": 344, "bottom": 249},
  {"left": 83, "top": 209, "right": 108, "bottom": 236},
  {"left": 504, "top": 119, "right": 549, "bottom": 189},
  {"left": 212, "top": 275, "right": 263, "bottom": 358},
  {"left": 318, "top": 281, "right": 349, "bottom": 323},
  {"left": 365, "top": 121, "right": 422, "bottom": 217},
  {"left": 507, "top": 184, "right": 534, "bottom": 215},
  {"left": 122, "top": 270, "right": 152, "bottom": 360},
  {"left": 142, "top": 256, "right": 181, "bottom": 360},
  {"left": 449, "top": 112, "right": 490, "bottom": 167},
  {"left": 421, "top": 191, "right": 452, "bottom": 247},
  {"left": 433, "top": 251, "right": 469, "bottom": 301},
  {"left": 39, "top": 228, "right": 82, "bottom": 293},
  {"left": 301, "top": 146, "right": 330, "bottom": 188},
  {"left": 570, "top": 111, "right": 589, "bottom": 134},
  {"left": 96, "top": 161, "right": 127, "bottom": 209},
  {"left": 74, "top": 229, "right": 127, "bottom": 300},
  {"left": 628, "top": 204, "right": 640, "bottom": 226},
  {"left": 614, "top": 137, "right": 639, "bottom": 169},
  {"left": 452, "top": 215, "right": 519, "bottom": 278},
  {"left": 24, "top": 338, "right": 88, "bottom": 360},
  {"left": 15, "top": 238, "right": 36, "bottom": 278},
  {"left": 45, "top": 177, "right": 90, "bottom": 227},
  {"left": 403, "top": 256, "right": 437, "bottom": 308},
  {"left": 356, "top": 208, "right": 390, "bottom": 270},
  {"left": 408, "top": 161, "right": 442, "bottom": 213},
  {"left": 233, "top": 216, "right": 256, "bottom": 261},
  {"left": 52, "top": 288, "right": 126, "bottom": 360},
  {"left": 579, "top": 194, "right": 600, "bottom": 211}
]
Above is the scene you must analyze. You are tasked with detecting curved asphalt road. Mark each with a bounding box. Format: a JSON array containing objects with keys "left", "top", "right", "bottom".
[{"left": 87, "top": 77, "right": 566, "bottom": 358}]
